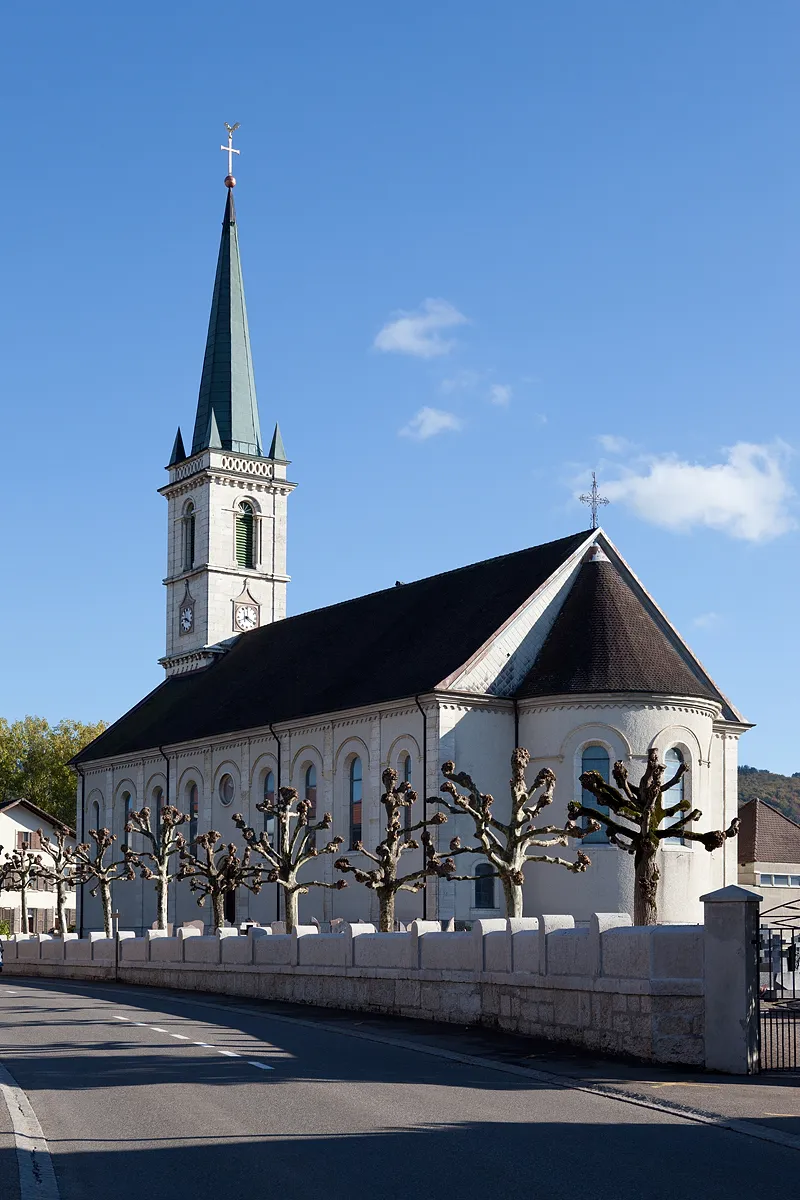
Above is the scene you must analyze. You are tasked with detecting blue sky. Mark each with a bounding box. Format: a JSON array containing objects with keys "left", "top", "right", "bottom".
[{"left": 1, "top": 3, "right": 798, "bottom": 771}]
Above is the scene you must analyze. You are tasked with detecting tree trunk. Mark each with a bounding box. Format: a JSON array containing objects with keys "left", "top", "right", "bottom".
[
  {"left": 500, "top": 874, "right": 523, "bottom": 919},
  {"left": 20, "top": 880, "right": 28, "bottom": 935},
  {"left": 100, "top": 880, "right": 113, "bottom": 938},
  {"left": 56, "top": 880, "right": 67, "bottom": 937},
  {"left": 378, "top": 888, "right": 395, "bottom": 933},
  {"left": 284, "top": 888, "right": 299, "bottom": 934},
  {"left": 211, "top": 890, "right": 225, "bottom": 930},
  {"left": 156, "top": 875, "right": 168, "bottom": 929},
  {"left": 633, "top": 843, "right": 660, "bottom": 926}
]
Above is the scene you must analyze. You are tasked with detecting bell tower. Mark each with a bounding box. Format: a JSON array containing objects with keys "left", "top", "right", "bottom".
[{"left": 159, "top": 134, "right": 296, "bottom": 676}]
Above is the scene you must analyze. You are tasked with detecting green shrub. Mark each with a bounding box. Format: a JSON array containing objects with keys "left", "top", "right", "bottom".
[{"left": 0, "top": 919, "right": 11, "bottom": 938}]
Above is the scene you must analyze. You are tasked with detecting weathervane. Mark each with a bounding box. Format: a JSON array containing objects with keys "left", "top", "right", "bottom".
[
  {"left": 221, "top": 122, "right": 240, "bottom": 187},
  {"left": 579, "top": 471, "right": 609, "bottom": 530}
]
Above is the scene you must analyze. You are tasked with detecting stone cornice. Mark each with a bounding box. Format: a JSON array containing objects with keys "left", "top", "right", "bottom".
[{"left": 517, "top": 691, "right": 723, "bottom": 720}]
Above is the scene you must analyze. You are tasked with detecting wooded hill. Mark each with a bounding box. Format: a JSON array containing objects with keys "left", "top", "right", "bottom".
[{"left": 738, "top": 766, "right": 800, "bottom": 825}]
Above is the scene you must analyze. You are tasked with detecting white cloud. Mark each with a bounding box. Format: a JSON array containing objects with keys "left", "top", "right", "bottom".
[
  {"left": 374, "top": 298, "right": 468, "bottom": 359},
  {"left": 489, "top": 383, "right": 512, "bottom": 407},
  {"left": 598, "top": 433, "right": 632, "bottom": 454},
  {"left": 399, "top": 407, "right": 463, "bottom": 441},
  {"left": 439, "top": 369, "right": 481, "bottom": 394},
  {"left": 693, "top": 612, "right": 720, "bottom": 629},
  {"left": 602, "top": 442, "right": 795, "bottom": 542}
]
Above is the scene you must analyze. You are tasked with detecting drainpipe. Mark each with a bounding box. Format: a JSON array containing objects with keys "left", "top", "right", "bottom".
[
  {"left": 414, "top": 696, "right": 429, "bottom": 920},
  {"left": 269, "top": 723, "right": 282, "bottom": 922},
  {"left": 75, "top": 766, "right": 86, "bottom": 938}
]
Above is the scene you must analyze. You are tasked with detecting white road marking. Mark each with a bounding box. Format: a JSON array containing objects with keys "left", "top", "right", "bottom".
[
  {"left": 171, "top": 1033, "right": 190, "bottom": 1040},
  {"left": 149, "top": 1027, "right": 167, "bottom": 1033},
  {"left": 0, "top": 1063, "right": 61, "bottom": 1200},
  {"left": 111, "top": 1013, "right": 273, "bottom": 1073},
  {"left": 218, "top": 1050, "right": 240, "bottom": 1058},
  {"left": 248, "top": 1061, "right": 274, "bottom": 1071},
  {"left": 193, "top": 1041, "right": 212, "bottom": 1047}
]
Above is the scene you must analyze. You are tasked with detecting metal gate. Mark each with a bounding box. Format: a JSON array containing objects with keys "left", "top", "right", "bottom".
[{"left": 758, "top": 904, "right": 800, "bottom": 1071}]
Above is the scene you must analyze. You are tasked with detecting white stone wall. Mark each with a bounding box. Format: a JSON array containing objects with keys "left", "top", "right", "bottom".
[{"left": 77, "top": 692, "right": 742, "bottom": 934}]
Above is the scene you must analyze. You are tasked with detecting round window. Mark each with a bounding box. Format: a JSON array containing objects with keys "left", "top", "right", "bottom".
[{"left": 219, "top": 774, "right": 235, "bottom": 806}]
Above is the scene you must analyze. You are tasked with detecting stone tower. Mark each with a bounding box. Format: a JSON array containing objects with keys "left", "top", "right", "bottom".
[{"left": 159, "top": 184, "right": 295, "bottom": 676}]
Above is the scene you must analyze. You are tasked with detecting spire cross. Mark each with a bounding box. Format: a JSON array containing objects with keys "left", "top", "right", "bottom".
[
  {"left": 221, "top": 122, "right": 241, "bottom": 176},
  {"left": 579, "top": 471, "right": 609, "bottom": 530}
]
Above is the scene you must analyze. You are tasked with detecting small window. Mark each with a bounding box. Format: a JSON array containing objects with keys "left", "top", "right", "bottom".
[
  {"left": 774, "top": 875, "right": 791, "bottom": 887},
  {"left": 219, "top": 774, "right": 235, "bottom": 806},
  {"left": 474, "top": 863, "right": 495, "bottom": 910},
  {"left": 263, "top": 770, "right": 276, "bottom": 841},
  {"left": 235, "top": 502, "right": 255, "bottom": 569},
  {"left": 401, "top": 754, "right": 413, "bottom": 831},
  {"left": 188, "top": 782, "right": 199, "bottom": 846},
  {"left": 16, "top": 831, "right": 32, "bottom": 849},
  {"left": 759, "top": 874, "right": 774, "bottom": 886},
  {"left": 183, "top": 502, "right": 196, "bottom": 571},
  {"left": 581, "top": 746, "right": 610, "bottom": 843},
  {"left": 350, "top": 757, "right": 363, "bottom": 848},
  {"left": 791, "top": 876, "right": 800, "bottom": 888}
]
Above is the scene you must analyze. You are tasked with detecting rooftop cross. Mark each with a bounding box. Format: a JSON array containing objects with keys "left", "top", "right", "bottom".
[
  {"left": 579, "top": 471, "right": 609, "bottom": 530},
  {"left": 221, "top": 121, "right": 241, "bottom": 185}
]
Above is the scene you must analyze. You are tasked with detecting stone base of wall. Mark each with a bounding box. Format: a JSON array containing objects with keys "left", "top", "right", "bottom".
[{"left": 4, "top": 957, "right": 704, "bottom": 1068}]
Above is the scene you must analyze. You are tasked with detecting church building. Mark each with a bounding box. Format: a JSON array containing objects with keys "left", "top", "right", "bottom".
[{"left": 73, "top": 166, "right": 750, "bottom": 934}]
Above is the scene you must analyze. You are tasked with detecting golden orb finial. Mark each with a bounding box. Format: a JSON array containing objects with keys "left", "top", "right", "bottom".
[{"left": 224, "top": 174, "right": 236, "bottom": 188}]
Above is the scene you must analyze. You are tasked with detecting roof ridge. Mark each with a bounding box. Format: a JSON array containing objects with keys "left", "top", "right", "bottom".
[
  {"left": 253, "top": 530, "right": 595, "bottom": 632},
  {"left": 749, "top": 796, "right": 800, "bottom": 833}
]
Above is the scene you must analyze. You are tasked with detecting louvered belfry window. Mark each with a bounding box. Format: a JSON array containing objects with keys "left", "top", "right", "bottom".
[
  {"left": 236, "top": 502, "right": 255, "bottom": 568},
  {"left": 183, "top": 502, "right": 196, "bottom": 571}
]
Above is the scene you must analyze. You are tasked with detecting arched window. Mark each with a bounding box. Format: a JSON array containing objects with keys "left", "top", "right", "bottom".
[
  {"left": 235, "top": 501, "right": 255, "bottom": 569},
  {"left": 581, "top": 746, "right": 610, "bottom": 843},
  {"left": 218, "top": 773, "right": 235, "bottom": 807},
  {"left": 349, "top": 757, "right": 363, "bottom": 848},
  {"left": 91, "top": 799, "right": 101, "bottom": 833},
  {"left": 152, "top": 786, "right": 164, "bottom": 848},
  {"left": 662, "top": 748, "right": 686, "bottom": 844},
  {"left": 263, "top": 770, "right": 276, "bottom": 841},
  {"left": 305, "top": 764, "right": 318, "bottom": 848},
  {"left": 122, "top": 790, "right": 133, "bottom": 830},
  {"left": 188, "top": 782, "right": 199, "bottom": 847},
  {"left": 401, "top": 754, "right": 413, "bottom": 831},
  {"left": 183, "top": 502, "right": 196, "bottom": 571},
  {"left": 474, "top": 863, "right": 495, "bottom": 910}
]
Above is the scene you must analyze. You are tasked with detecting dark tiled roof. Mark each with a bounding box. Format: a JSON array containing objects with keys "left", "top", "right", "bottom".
[
  {"left": 517, "top": 557, "right": 719, "bottom": 701},
  {"left": 738, "top": 799, "right": 800, "bottom": 866},
  {"left": 74, "top": 531, "right": 593, "bottom": 765}
]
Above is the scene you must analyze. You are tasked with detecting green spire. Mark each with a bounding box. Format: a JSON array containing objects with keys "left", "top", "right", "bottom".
[
  {"left": 268, "top": 422, "right": 287, "bottom": 461},
  {"left": 168, "top": 426, "right": 186, "bottom": 466},
  {"left": 191, "top": 188, "right": 263, "bottom": 457}
]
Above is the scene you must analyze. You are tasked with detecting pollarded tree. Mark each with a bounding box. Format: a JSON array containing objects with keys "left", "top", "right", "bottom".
[
  {"left": 123, "top": 804, "right": 188, "bottom": 930},
  {"left": 573, "top": 747, "right": 740, "bottom": 926},
  {"left": 233, "top": 788, "right": 347, "bottom": 934},
  {"left": 71, "top": 827, "right": 135, "bottom": 937},
  {"left": 35, "top": 825, "right": 77, "bottom": 935},
  {"left": 178, "top": 832, "right": 263, "bottom": 930},
  {"left": 2, "top": 844, "right": 46, "bottom": 934},
  {"left": 435, "top": 749, "right": 595, "bottom": 919},
  {"left": 335, "top": 767, "right": 455, "bottom": 932}
]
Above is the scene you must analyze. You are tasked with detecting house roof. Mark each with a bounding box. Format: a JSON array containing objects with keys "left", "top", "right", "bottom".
[
  {"left": 738, "top": 799, "right": 800, "bottom": 866},
  {"left": 73, "top": 530, "right": 593, "bottom": 764},
  {"left": 0, "top": 799, "right": 75, "bottom": 838},
  {"left": 190, "top": 188, "right": 263, "bottom": 458},
  {"left": 517, "top": 553, "right": 719, "bottom": 702}
]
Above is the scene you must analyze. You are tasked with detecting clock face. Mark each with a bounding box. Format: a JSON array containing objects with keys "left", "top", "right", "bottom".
[
  {"left": 235, "top": 604, "right": 258, "bottom": 632},
  {"left": 180, "top": 606, "right": 194, "bottom": 633}
]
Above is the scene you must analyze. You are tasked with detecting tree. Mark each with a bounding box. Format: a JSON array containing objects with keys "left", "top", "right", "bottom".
[
  {"left": 233, "top": 788, "right": 346, "bottom": 933},
  {"left": 71, "top": 827, "right": 134, "bottom": 937},
  {"left": 574, "top": 747, "right": 740, "bottom": 925},
  {"left": 35, "top": 825, "right": 76, "bottom": 935},
  {"left": 335, "top": 767, "right": 455, "bottom": 932},
  {"left": 123, "top": 804, "right": 188, "bottom": 930},
  {"left": 434, "top": 749, "right": 594, "bottom": 919},
  {"left": 1, "top": 844, "right": 46, "bottom": 934},
  {"left": 0, "top": 716, "right": 107, "bottom": 827},
  {"left": 178, "top": 832, "right": 263, "bottom": 930}
]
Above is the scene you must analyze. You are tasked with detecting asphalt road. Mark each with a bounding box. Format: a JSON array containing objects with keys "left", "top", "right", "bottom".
[{"left": 0, "top": 979, "right": 797, "bottom": 1200}]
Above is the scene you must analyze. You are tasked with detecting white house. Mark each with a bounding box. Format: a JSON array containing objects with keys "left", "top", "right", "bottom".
[
  {"left": 72, "top": 172, "right": 750, "bottom": 934},
  {"left": 0, "top": 799, "right": 77, "bottom": 934}
]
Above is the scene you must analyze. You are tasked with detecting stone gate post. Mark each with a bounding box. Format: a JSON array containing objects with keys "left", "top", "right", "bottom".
[{"left": 701, "top": 884, "right": 761, "bottom": 1074}]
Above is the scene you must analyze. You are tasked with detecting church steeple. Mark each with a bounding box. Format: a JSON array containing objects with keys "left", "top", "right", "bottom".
[{"left": 191, "top": 185, "right": 263, "bottom": 457}]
